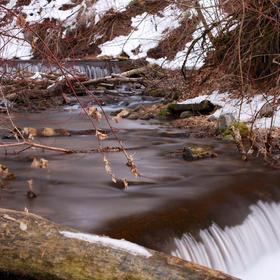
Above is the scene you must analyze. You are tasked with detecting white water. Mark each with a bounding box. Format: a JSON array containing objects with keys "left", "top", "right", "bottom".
[
  {"left": 0, "top": 61, "right": 121, "bottom": 79},
  {"left": 172, "top": 201, "right": 280, "bottom": 279}
]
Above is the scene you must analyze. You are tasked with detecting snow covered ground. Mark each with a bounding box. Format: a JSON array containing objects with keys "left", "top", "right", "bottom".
[
  {"left": 0, "top": 0, "right": 222, "bottom": 68},
  {"left": 100, "top": 4, "right": 182, "bottom": 60},
  {"left": 180, "top": 91, "right": 280, "bottom": 128}
]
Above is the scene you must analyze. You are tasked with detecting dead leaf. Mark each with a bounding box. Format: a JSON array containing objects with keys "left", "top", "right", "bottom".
[
  {"left": 123, "top": 178, "right": 128, "bottom": 189},
  {"left": 31, "top": 158, "right": 48, "bottom": 169},
  {"left": 96, "top": 130, "right": 108, "bottom": 141},
  {"left": 42, "top": 127, "right": 56, "bottom": 137},
  {"left": 27, "top": 179, "right": 37, "bottom": 199},
  {"left": 112, "top": 176, "right": 117, "bottom": 184},
  {"left": 22, "top": 127, "right": 37, "bottom": 138},
  {"left": 16, "top": 15, "right": 26, "bottom": 28},
  {"left": 86, "top": 106, "right": 102, "bottom": 121},
  {"left": 127, "top": 155, "right": 140, "bottom": 177},
  {"left": 0, "top": 164, "right": 15, "bottom": 180},
  {"left": 103, "top": 156, "right": 112, "bottom": 175}
]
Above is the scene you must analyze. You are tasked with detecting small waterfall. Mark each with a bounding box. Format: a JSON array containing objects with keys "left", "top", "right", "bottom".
[
  {"left": 172, "top": 201, "right": 280, "bottom": 276},
  {"left": 0, "top": 60, "right": 122, "bottom": 79}
]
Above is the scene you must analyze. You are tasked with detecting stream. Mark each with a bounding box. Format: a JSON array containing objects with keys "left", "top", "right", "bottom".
[{"left": 1, "top": 61, "right": 280, "bottom": 279}]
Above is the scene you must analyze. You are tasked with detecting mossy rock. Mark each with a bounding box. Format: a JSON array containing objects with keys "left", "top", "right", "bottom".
[
  {"left": 183, "top": 145, "right": 217, "bottom": 161},
  {"left": 221, "top": 122, "right": 249, "bottom": 139},
  {"left": 158, "top": 108, "right": 172, "bottom": 119}
]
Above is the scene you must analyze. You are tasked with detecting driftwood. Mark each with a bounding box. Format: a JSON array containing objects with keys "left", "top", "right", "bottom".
[
  {"left": 81, "top": 66, "right": 153, "bottom": 87},
  {"left": 82, "top": 76, "right": 143, "bottom": 86},
  {"left": 112, "top": 65, "right": 152, "bottom": 78},
  {"left": 0, "top": 208, "right": 238, "bottom": 280},
  {"left": 1, "top": 65, "right": 149, "bottom": 105}
]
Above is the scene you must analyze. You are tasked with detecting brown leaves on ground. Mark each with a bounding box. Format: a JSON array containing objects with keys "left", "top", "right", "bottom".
[{"left": 172, "top": 116, "right": 217, "bottom": 138}]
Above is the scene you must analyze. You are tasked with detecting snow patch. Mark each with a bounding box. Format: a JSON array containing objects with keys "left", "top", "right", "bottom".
[
  {"left": 0, "top": 22, "right": 32, "bottom": 60},
  {"left": 60, "top": 231, "right": 152, "bottom": 258},
  {"left": 99, "top": 4, "right": 182, "bottom": 59},
  {"left": 180, "top": 91, "right": 280, "bottom": 129},
  {"left": 30, "top": 72, "right": 43, "bottom": 80},
  {"left": 94, "top": 0, "right": 132, "bottom": 23},
  {"left": 0, "top": 0, "right": 226, "bottom": 67}
]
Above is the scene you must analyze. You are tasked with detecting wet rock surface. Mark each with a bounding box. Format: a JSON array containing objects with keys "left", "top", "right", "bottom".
[{"left": 218, "top": 113, "right": 236, "bottom": 130}]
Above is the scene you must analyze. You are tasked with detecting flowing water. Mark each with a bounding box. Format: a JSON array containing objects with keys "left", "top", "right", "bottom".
[
  {"left": 0, "top": 59, "right": 128, "bottom": 79},
  {"left": 171, "top": 201, "right": 280, "bottom": 279},
  {"left": 1, "top": 61, "right": 280, "bottom": 279},
  {"left": 1, "top": 106, "right": 280, "bottom": 279}
]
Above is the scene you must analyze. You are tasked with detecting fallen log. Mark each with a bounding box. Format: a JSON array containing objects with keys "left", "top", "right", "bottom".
[
  {"left": 0, "top": 208, "right": 238, "bottom": 280},
  {"left": 82, "top": 76, "right": 143, "bottom": 86},
  {"left": 112, "top": 65, "right": 153, "bottom": 78}
]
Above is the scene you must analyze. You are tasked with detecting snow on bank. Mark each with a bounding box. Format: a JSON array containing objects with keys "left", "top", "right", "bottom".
[
  {"left": 0, "top": 0, "right": 225, "bottom": 68},
  {"left": 0, "top": 20, "right": 32, "bottom": 60},
  {"left": 99, "top": 0, "right": 224, "bottom": 67},
  {"left": 0, "top": 0, "right": 133, "bottom": 59},
  {"left": 60, "top": 231, "right": 152, "bottom": 258},
  {"left": 147, "top": 23, "right": 206, "bottom": 70},
  {"left": 94, "top": 0, "right": 132, "bottom": 23},
  {"left": 180, "top": 91, "right": 280, "bottom": 128},
  {"left": 100, "top": 4, "right": 182, "bottom": 59}
]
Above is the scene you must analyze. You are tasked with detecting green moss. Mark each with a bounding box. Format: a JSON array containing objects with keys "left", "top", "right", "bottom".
[
  {"left": 183, "top": 145, "right": 217, "bottom": 161},
  {"left": 158, "top": 108, "right": 171, "bottom": 119},
  {"left": 221, "top": 122, "right": 249, "bottom": 138}
]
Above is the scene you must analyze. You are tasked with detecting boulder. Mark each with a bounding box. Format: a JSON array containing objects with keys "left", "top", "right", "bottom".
[
  {"left": 168, "top": 100, "right": 216, "bottom": 118},
  {"left": 259, "top": 102, "right": 274, "bottom": 118},
  {"left": 218, "top": 113, "right": 236, "bottom": 130}
]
